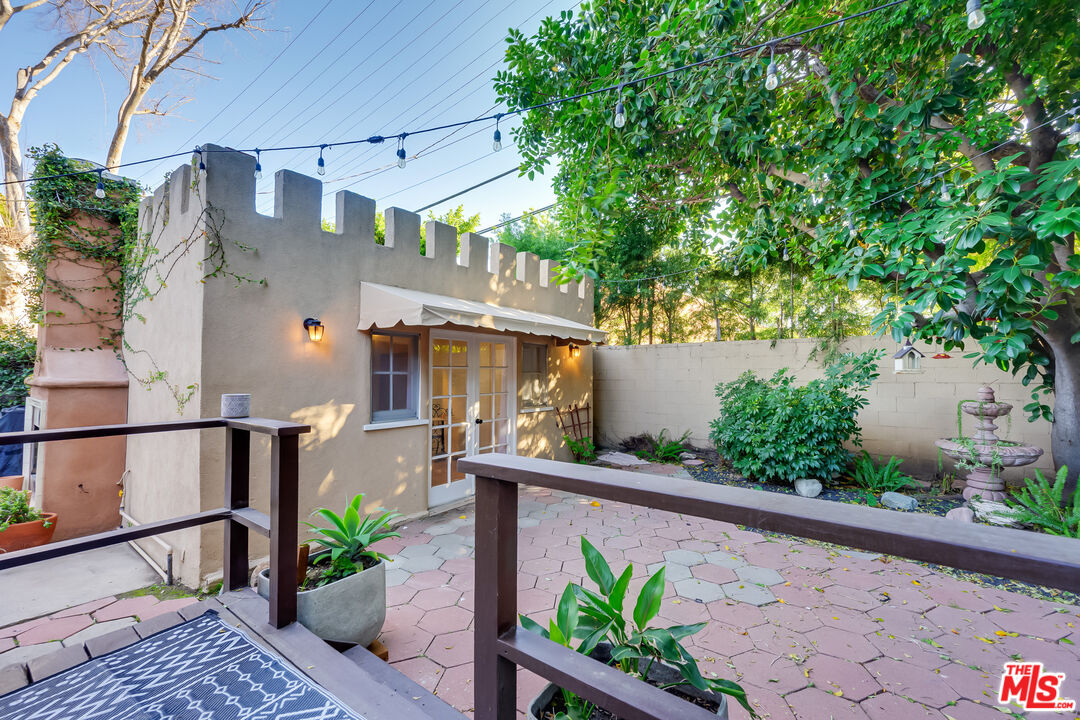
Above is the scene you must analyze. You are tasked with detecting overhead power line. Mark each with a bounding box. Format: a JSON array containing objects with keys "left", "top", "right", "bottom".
[
  {"left": 134, "top": 0, "right": 340, "bottom": 183},
  {"left": 4, "top": 0, "right": 918, "bottom": 189}
]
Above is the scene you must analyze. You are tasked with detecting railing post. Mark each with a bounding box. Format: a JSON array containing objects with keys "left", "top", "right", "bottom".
[
  {"left": 474, "top": 474, "right": 518, "bottom": 720},
  {"left": 223, "top": 427, "right": 250, "bottom": 591},
  {"left": 269, "top": 433, "right": 299, "bottom": 628}
]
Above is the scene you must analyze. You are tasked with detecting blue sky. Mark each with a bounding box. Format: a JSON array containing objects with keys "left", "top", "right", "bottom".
[{"left": 2, "top": 0, "right": 569, "bottom": 229}]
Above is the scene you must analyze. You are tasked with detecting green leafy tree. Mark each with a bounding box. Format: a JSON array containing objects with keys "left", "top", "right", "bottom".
[
  {"left": 496, "top": 0, "right": 1080, "bottom": 488},
  {"left": 0, "top": 323, "right": 35, "bottom": 407}
]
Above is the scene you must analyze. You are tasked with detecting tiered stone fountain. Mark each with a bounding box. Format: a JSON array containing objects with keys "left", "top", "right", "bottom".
[{"left": 935, "top": 385, "right": 1044, "bottom": 501}]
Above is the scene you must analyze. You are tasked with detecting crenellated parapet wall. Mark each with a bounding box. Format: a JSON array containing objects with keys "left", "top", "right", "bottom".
[{"left": 137, "top": 144, "right": 593, "bottom": 324}]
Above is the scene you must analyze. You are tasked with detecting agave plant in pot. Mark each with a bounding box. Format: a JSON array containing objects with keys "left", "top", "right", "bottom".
[
  {"left": 0, "top": 487, "right": 57, "bottom": 553},
  {"left": 521, "top": 538, "right": 756, "bottom": 720},
  {"left": 257, "top": 493, "right": 399, "bottom": 647}
]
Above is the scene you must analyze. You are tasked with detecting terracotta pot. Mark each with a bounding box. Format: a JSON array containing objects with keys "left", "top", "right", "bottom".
[
  {"left": 0, "top": 476, "right": 22, "bottom": 490},
  {"left": 0, "top": 513, "right": 58, "bottom": 553}
]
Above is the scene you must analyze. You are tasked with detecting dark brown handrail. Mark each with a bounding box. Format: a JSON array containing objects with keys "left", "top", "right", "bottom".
[
  {"left": 0, "top": 416, "right": 309, "bottom": 628},
  {"left": 461, "top": 453, "right": 1080, "bottom": 720}
]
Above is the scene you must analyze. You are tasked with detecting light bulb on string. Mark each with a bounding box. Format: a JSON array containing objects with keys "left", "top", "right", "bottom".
[
  {"left": 397, "top": 135, "right": 408, "bottom": 169},
  {"left": 965, "top": 0, "right": 985, "bottom": 29},
  {"left": 492, "top": 114, "right": 503, "bottom": 152},
  {"left": 317, "top": 145, "right": 327, "bottom": 176},
  {"left": 194, "top": 146, "right": 205, "bottom": 172},
  {"left": 765, "top": 45, "right": 779, "bottom": 91},
  {"left": 783, "top": 246, "right": 789, "bottom": 261},
  {"left": 614, "top": 83, "right": 627, "bottom": 128},
  {"left": 1068, "top": 120, "right": 1080, "bottom": 146},
  {"left": 94, "top": 171, "right": 106, "bottom": 199},
  {"left": 940, "top": 180, "right": 951, "bottom": 202},
  {"left": 254, "top": 149, "right": 262, "bottom": 180}
]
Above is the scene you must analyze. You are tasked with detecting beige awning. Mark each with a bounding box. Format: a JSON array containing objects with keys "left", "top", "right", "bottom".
[{"left": 358, "top": 282, "right": 607, "bottom": 344}]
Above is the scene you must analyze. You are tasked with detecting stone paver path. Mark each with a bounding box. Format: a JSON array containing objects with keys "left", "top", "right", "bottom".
[
  {"left": 0, "top": 594, "right": 199, "bottom": 669},
  {"left": 379, "top": 488, "right": 1080, "bottom": 718},
  {"left": 1, "top": 488, "right": 1075, "bottom": 719}
]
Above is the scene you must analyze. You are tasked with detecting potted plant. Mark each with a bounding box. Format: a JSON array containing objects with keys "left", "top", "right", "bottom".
[
  {"left": 257, "top": 493, "right": 399, "bottom": 646},
  {"left": 522, "top": 538, "right": 757, "bottom": 719},
  {"left": 0, "top": 487, "right": 56, "bottom": 553}
]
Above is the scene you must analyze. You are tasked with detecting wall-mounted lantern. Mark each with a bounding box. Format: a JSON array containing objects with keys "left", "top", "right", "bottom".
[
  {"left": 303, "top": 317, "right": 325, "bottom": 342},
  {"left": 893, "top": 339, "right": 924, "bottom": 373},
  {"left": 568, "top": 343, "right": 581, "bottom": 358}
]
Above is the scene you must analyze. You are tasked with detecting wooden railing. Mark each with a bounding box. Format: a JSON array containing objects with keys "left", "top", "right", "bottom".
[
  {"left": 460, "top": 453, "right": 1080, "bottom": 720},
  {"left": 0, "top": 417, "right": 310, "bottom": 628}
]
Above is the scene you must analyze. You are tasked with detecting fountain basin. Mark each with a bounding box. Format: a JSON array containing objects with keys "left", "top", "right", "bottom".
[{"left": 935, "top": 438, "right": 1044, "bottom": 468}]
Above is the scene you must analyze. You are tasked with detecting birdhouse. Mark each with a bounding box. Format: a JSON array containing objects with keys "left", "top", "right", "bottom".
[{"left": 893, "top": 340, "right": 925, "bottom": 374}]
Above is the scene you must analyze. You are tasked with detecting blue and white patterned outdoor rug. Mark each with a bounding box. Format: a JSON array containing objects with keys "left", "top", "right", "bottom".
[{"left": 0, "top": 611, "right": 365, "bottom": 719}]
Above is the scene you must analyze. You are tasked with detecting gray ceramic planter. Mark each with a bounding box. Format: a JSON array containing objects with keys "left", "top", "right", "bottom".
[
  {"left": 257, "top": 556, "right": 386, "bottom": 647},
  {"left": 527, "top": 643, "right": 729, "bottom": 719}
]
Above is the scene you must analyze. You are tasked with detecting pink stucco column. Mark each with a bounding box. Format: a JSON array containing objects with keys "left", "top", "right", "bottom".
[{"left": 27, "top": 211, "right": 128, "bottom": 541}]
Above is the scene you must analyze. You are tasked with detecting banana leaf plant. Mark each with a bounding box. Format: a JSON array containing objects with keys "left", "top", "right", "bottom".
[
  {"left": 520, "top": 537, "right": 755, "bottom": 718},
  {"left": 303, "top": 493, "right": 401, "bottom": 588}
]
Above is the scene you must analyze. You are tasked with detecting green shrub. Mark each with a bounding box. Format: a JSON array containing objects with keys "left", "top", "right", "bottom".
[
  {"left": 709, "top": 350, "right": 881, "bottom": 483},
  {"left": 563, "top": 434, "right": 597, "bottom": 464},
  {"left": 852, "top": 451, "right": 919, "bottom": 494},
  {"left": 632, "top": 429, "right": 691, "bottom": 464},
  {"left": 0, "top": 324, "right": 35, "bottom": 408},
  {"left": 519, "top": 537, "right": 755, "bottom": 718},
  {"left": 0, "top": 487, "right": 45, "bottom": 531},
  {"left": 1005, "top": 466, "right": 1079, "bottom": 538},
  {"left": 303, "top": 493, "right": 401, "bottom": 588}
]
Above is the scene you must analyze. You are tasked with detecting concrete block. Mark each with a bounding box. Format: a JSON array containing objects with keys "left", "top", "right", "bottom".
[
  {"left": 384, "top": 207, "right": 421, "bottom": 255},
  {"left": 335, "top": 191, "right": 375, "bottom": 241},
  {"left": 489, "top": 241, "right": 516, "bottom": 280},
  {"left": 460, "top": 232, "right": 489, "bottom": 270},
  {"left": 204, "top": 143, "right": 256, "bottom": 216},
  {"left": 425, "top": 220, "right": 456, "bottom": 261},
  {"left": 516, "top": 251, "right": 540, "bottom": 283},
  {"left": 273, "top": 169, "right": 321, "bottom": 228}
]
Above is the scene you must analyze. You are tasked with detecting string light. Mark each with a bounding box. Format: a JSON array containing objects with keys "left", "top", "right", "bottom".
[
  {"left": 492, "top": 114, "right": 503, "bottom": 152},
  {"left": 397, "top": 135, "right": 408, "bottom": 169},
  {"left": 94, "top": 171, "right": 106, "bottom": 199},
  {"left": 965, "top": 0, "right": 986, "bottom": 29},
  {"left": 1068, "top": 119, "right": 1080, "bottom": 146},
  {"left": 254, "top": 149, "right": 263, "bottom": 180},
  {"left": 3, "top": 0, "right": 913, "bottom": 192},
  {"left": 613, "top": 84, "right": 627, "bottom": 128},
  {"left": 939, "top": 180, "right": 951, "bottom": 202},
  {"left": 317, "top": 145, "right": 327, "bottom": 176},
  {"left": 782, "top": 246, "right": 789, "bottom": 261},
  {"left": 765, "top": 45, "right": 779, "bottom": 91}
]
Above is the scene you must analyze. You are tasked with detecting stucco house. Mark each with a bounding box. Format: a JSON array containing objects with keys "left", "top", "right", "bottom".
[{"left": 124, "top": 145, "right": 604, "bottom": 587}]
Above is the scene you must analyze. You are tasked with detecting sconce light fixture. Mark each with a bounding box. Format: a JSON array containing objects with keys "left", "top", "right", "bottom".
[
  {"left": 569, "top": 343, "right": 581, "bottom": 358},
  {"left": 303, "top": 317, "right": 325, "bottom": 342}
]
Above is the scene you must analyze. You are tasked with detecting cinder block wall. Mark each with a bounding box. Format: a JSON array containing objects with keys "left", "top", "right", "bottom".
[{"left": 594, "top": 337, "right": 1055, "bottom": 480}]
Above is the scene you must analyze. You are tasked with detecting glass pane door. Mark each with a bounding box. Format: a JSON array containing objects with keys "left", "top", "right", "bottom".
[
  {"left": 477, "top": 340, "right": 511, "bottom": 455},
  {"left": 429, "top": 333, "right": 515, "bottom": 508},
  {"left": 431, "top": 338, "right": 469, "bottom": 492}
]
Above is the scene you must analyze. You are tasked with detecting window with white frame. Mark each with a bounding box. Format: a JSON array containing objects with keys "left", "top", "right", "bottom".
[
  {"left": 521, "top": 342, "right": 549, "bottom": 408},
  {"left": 371, "top": 332, "right": 419, "bottom": 422}
]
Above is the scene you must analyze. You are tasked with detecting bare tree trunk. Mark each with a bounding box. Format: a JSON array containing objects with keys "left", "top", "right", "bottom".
[
  {"left": 103, "top": 0, "right": 266, "bottom": 169},
  {"left": 0, "top": 112, "right": 29, "bottom": 234}
]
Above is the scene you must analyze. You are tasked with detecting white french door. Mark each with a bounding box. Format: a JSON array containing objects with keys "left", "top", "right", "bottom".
[{"left": 429, "top": 332, "right": 516, "bottom": 508}]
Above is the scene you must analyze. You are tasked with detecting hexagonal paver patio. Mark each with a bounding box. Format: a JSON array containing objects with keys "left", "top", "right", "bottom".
[
  {"left": 379, "top": 487, "right": 1079, "bottom": 718},
  {"left": 2, "top": 487, "right": 1074, "bottom": 719}
]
